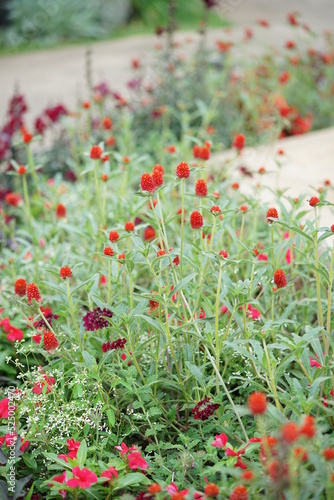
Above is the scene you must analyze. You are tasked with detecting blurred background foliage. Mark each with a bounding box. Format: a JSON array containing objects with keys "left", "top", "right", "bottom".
[{"left": 0, "top": 0, "right": 226, "bottom": 52}]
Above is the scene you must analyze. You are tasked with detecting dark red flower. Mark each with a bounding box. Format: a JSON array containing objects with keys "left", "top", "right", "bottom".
[
  {"left": 191, "top": 397, "right": 219, "bottom": 421},
  {"left": 102, "top": 338, "right": 126, "bottom": 352},
  {"left": 211, "top": 206, "right": 221, "bottom": 214},
  {"left": 104, "top": 247, "right": 114, "bottom": 256},
  {"left": 83, "top": 307, "right": 113, "bottom": 331},
  {"left": 125, "top": 221, "right": 135, "bottom": 231}
]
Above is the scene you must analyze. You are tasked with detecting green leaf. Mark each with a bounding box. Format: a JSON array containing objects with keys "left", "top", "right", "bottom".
[
  {"left": 107, "top": 409, "right": 115, "bottom": 427},
  {"left": 77, "top": 440, "right": 87, "bottom": 467},
  {"left": 168, "top": 272, "right": 197, "bottom": 296},
  {"left": 82, "top": 350, "right": 96, "bottom": 368},
  {"left": 114, "top": 473, "right": 150, "bottom": 491},
  {"left": 185, "top": 361, "right": 204, "bottom": 386}
]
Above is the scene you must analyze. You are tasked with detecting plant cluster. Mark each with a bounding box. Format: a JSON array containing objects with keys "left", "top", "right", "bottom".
[{"left": 0, "top": 10, "right": 334, "bottom": 500}]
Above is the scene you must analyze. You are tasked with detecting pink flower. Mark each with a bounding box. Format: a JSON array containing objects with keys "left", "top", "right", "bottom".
[
  {"left": 127, "top": 451, "right": 148, "bottom": 470},
  {"left": 225, "top": 448, "right": 247, "bottom": 469},
  {"left": 48, "top": 471, "right": 67, "bottom": 499},
  {"left": 309, "top": 356, "right": 322, "bottom": 369},
  {"left": 67, "top": 466, "right": 98, "bottom": 489},
  {"left": 247, "top": 305, "right": 261, "bottom": 320},
  {"left": 66, "top": 439, "right": 81, "bottom": 452},
  {"left": 101, "top": 466, "right": 118, "bottom": 482},
  {"left": 115, "top": 441, "right": 137, "bottom": 456},
  {"left": 0, "top": 398, "right": 13, "bottom": 418},
  {"left": 166, "top": 483, "right": 189, "bottom": 497},
  {"left": 58, "top": 450, "right": 78, "bottom": 462},
  {"left": 20, "top": 437, "right": 29, "bottom": 452},
  {"left": 211, "top": 433, "right": 228, "bottom": 448}
]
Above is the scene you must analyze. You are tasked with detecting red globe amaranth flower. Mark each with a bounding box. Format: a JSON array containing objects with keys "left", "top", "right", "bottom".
[
  {"left": 23, "top": 133, "right": 33, "bottom": 144},
  {"left": 43, "top": 331, "right": 59, "bottom": 353},
  {"left": 144, "top": 226, "right": 156, "bottom": 241},
  {"left": 191, "top": 397, "right": 219, "bottom": 421},
  {"left": 15, "top": 278, "right": 27, "bottom": 296},
  {"left": 102, "top": 117, "right": 113, "bottom": 130},
  {"left": 5, "top": 192, "right": 22, "bottom": 207},
  {"left": 331, "top": 224, "right": 334, "bottom": 233},
  {"left": 266, "top": 208, "right": 278, "bottom": 223},
  {"left": 211, "top": 206, "right": 221, "bottom": 214},
  {"left": 148, "top": 483, "right": 162, "bottom": 494},
  {"left": 309, "top": 196, "right": 320, "bottom": 207},
  {"left": 157, "top": 250, "right": 166, "bottom": 257},
  {"left": 232, "top": 134, "right": 245, "bottom": 151},
  {"left": 300, "top": 415, "right": 316, "bottom": 438},
  {"left": 219, "top": 250, "right": 228, "bottom": 259},
  {"left": 241, "top": 470, "right": 254, "bottom": 481},
  {"left": 101, "top": 174, "right": 108, "bottom": 181},
  {"left": 190, "top": 211, "right": 203, "bottom": 229},
  {"left": 176, "top": 162, "right": 190, "bottom": 179},
  {"left": 274, "top": 269, "right": 287, "bottom": 289},
  {"left": 83, "top": 307, "right": 113, "bottom": 331},
  {"left": 56, "top": 203, "right": 66, "bottom": 218},
  {"left": 240, "top": 205, "right": 248, "bottom": 212},
  {"left": 204, "top": 483, "right": 219, "bottom": 497},
  {"left": 102, "top": 338, "right": 127, "bottom": 352},
  {"left": 152, "top": 169, "right": 164, "bottom": 187},
  {"left": 229, "top": 485, "right": 248, "bottom": 500},
  {"left": 27, "top": 283, "right": 42, "bottom": 305},
  {"left": 118, "top": 253, "right": 125, "bottom": 261},
  {"left": 18, "top": 165, "right": 27, "bottom": 175},
  {"left": 109, "top": 231, "right": 119, "bottom": 243},
  {"left": 281, "top": 422, "right": 300, "bottom": 443},
  {"left": 195, "top": 179, "right": 208, "bottom": 197},
  {"left": 259, "top": 167, "right": 266, "bottom": 174},
  {"left": 153, "top": 164, "right": 164, "bottom": 175},
  {"left": 125, "top": 221, "right": 135, "bottom": 232},
  {"left": 90, "top": 145, "right": 103, "bottom": 160},
  {"left": 140, "top": 173, "right": 156, "bottom": 193},
  {"left": 323, "top": 447, "right": 334, "bottom": 460},
  {"left": 82, "top": 101, "right": 90, "bottom": 109},
  {"left": 59, "top": 266, "right": 72, "bottom": 279},
  {"left": 248, "top": 392, "right": 267, "bottom": 414},
  {"left": 104, "top": 247, "right": 114, "bottom": 256},
  {"left": 232, "top": 182, "right": 239, "bottom": 190}
]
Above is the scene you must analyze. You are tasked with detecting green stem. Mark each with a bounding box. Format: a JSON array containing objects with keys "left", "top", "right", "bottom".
[
  {"left": 66, "top": 280, "right": 82, "bottom": 349},
  {"left": 326, "top": 243, "right": 334, "bottom": 356},
  {"left": 263, "top": 338, "right": 283, "bottom": 412},
  {"left": 215, "top": 265, "right": 222, "bottom": 370},
  {"left": 180, "top": 178, "right": 185, "bottom": 278},
  {"left": 314, "top": 208, "right": 324, "bottom": 327}
]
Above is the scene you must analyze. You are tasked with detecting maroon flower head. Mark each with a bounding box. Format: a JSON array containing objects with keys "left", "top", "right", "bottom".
[
  {"left": 102, "top": 338, "right": 127, "bottom": 352},
  {"left": 191, "top": 397, "right": 219, "bottom": 421},
  {"left": 83, "top": 307, "right": 113, "bottom": 331}
]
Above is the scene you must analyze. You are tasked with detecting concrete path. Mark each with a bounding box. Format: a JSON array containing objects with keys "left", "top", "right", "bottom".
[{"left": 1, "top": 0, "right": 333, "bottom": 123}]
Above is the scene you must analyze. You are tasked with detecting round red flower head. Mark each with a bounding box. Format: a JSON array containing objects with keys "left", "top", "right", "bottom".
[
  {"left": 190, "top": 211, "right": 203, "bottom": 229},
  {"left": 281, "top": 422, "right": 300, "bottom": 443},
  {"left": 195, "top": 179, "right": 208, "bottom": 197},
  {"left": 266, "top": 208, "right": 278, "bottom": 223},
  {"left": 14, "top": 278, "right": 27, "bottom": 297},
  {"left": 43, "top": 331, "right": 59, "bottom": 353},
  {"left": 124, "top": 221, "right": 135, "bottom": 232},
  {"left": 140, "top": 173, "right": 156, "bottom": 193},
  {"left": 229, "top": 485, "right": 248, "bottom": 500},
  {"left": 309, "top": 196, "right": 320, "bottom": 207},
  {"left": 152, "top": 169, "right": 163, "bottom": 187},
  {"left": 18, "top": 165, "right": 27, "bottom": 175},
  {"left": 211, "top": 206, "right": 221, "bottom": 214},
  {"left": 26, "top": 283, "right": 42, "bottom": 305},
  {"left": 232, "top": 133, "right": 245, "bottom": 151},
  {"left": 153, "top": 164, "right": 164, "bottom": 175},
  {"left": 204, "top": 483, "right": 219, "bottom": 498},
  {"left": 56, "top": 203, "right": 66, "bottom": 218},
  {"left": 274, "top": 269, "right": 287, "bottom": 289},
  {"left": 331, "top": 224, "right": 334, "bottom": 233},
  {"left": 219, "top": 250, "right": 228, "bottom": 259},
  {"left": 248, "top": 392, "right": 267, "bottom": 415},
  {"left": 104, "top": 247, "right": 114, "bottom": 256},
  {"left": 322, "top": 448, "right": 334, "bottom": 461},
  {"left": 90, "top": 145, "right": 103, "bottom": 160},
  {"left": 176, "top": 162, "right": 190, "bottom": 179},
  {"left": 109, "top": 231, "right": 119, "bottom": 243},
  {"left": 23, "top": 133, "right": 33, "bottom": 144},
  {"left": 60, "top": 266, "right": 72, "bottom": 279}
]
